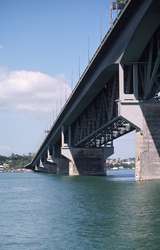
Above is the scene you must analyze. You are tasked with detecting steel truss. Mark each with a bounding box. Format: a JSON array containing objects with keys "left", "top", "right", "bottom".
[
  {"left": 72, "top": 75, "right": 119, "bottom": 146},
  {"left": 123, "top": 27, "right": 160, "bottom": 100},
  {"left": 74, "top": 116, "right": 136, "bottom": 148}
]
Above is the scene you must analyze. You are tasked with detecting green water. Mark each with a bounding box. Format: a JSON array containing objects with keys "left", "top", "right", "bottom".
[{"left": 0, "top": 171, "right": 160, "bottom": 250}]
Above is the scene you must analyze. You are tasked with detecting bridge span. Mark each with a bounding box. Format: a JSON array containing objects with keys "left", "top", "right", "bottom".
[{"left": 27, "top": 0, "right": 160, "bottom": 180}]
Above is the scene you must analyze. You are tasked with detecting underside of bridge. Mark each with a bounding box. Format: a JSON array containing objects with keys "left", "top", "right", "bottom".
[{"left": 26, "top": 0, "right": 160, "bottom": 180}]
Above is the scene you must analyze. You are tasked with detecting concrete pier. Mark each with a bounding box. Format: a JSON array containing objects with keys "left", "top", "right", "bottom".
[
  {"left": 61, "top": 146, "right": 114, "bottom": 176},
  {"left": 135, "top": 103, "right": 160, "bottom": 181},
  {"left": 54, "top": 157, "right": 69, "bottom": 175},
  {"left": 34, "top": 159, "right": 57, "bottom": 174}
]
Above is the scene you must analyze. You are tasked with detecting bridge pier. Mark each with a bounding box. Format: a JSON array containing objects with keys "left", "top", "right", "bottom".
[
  {"left": 53, "top": 157, "right": 69, "bottom": 175},
  {"left": 49, "top": 145, "right": 69, "bottom": 175},
  {"left": 119, "top": 100, "right": 160, "bottom": 180},
  {"left": 119, "top": 63, "right": 160, "bottom": 180},
  {"left": 40, "top": 161, "right": 57, "bottom": 174},
  {"left": 61, "top": 146, "right": 114, "bottom": 176},
  {"left": 135, "top": 103, "right": 160, "bottom": 181}
]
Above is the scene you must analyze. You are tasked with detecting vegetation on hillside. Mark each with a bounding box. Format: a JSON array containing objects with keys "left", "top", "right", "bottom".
[{"left": 0, "top": 153, "right": 33, "bottom": 169}]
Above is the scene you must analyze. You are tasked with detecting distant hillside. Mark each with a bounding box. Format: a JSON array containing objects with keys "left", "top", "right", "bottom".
[{"left": 0, "top": 153, "right": 33, "bottom": 169}]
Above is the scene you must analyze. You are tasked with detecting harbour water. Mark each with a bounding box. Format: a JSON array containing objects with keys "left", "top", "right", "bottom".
[{"left": 0, "top": 170, "right": 160, "bottom": 250}]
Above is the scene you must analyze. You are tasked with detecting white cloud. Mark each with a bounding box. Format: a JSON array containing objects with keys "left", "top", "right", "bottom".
[{"left": 0, "top": 68, "right": 71, "bottom": 115}]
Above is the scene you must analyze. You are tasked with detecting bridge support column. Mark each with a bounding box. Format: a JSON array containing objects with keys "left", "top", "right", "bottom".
[
  {"left": 135, "top": 104, "right": 160, "bottom": 181},
  {"left": 34, "top": 150, "right": 57, "bottom": 174},
  {"left": 119, "top": 63, "right": 160, "bottom": 180},
  {"left": 40, "top": 149, "right": 58, "bottom": 174},
  {"left": 41, "top": 161, "right": 57, "bottom": 174},
  {"left": 53, "top": 157, "right": 69, "bottom": 175},
  {"left": 50, "top": 145, "right": 69, "bottom": 175},
  {"left": 119, "top": 100, "right": 160, "bottom": 180},
  {"left": 61, "top": 146, "right": 114, "bottom": 176}
]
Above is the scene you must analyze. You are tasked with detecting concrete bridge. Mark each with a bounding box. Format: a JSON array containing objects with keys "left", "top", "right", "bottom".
[{"left": 27, "top": 0, "right": 160, "bottom": 181}]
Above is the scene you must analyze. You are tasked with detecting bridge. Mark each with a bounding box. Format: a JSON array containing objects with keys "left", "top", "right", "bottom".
[{"left": 26, "top": 0, "right": 160, "bottom": 181}]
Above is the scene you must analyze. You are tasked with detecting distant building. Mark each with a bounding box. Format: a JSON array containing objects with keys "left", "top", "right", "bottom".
[{"left": 0, "top": 165, "right": 4, "bottom": 171}]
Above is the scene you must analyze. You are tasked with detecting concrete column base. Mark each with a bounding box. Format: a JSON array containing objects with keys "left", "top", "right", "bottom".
[
  {"left": 61, "top": 146, "right": 114, "bottom": 176},
  {"left": 54, "top": 157, "right": 69, "bottom": 175},
  {"left": 40, "top": 161, "right": 57, "bottom": 174},
  {"left": 135, "top": 103, "right": 160, "bottom": 181}
]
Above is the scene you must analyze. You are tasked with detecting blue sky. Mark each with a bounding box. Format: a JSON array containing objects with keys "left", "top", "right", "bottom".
[{"left": 0, "top": 0, "right": 135, "bottom": 157}]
